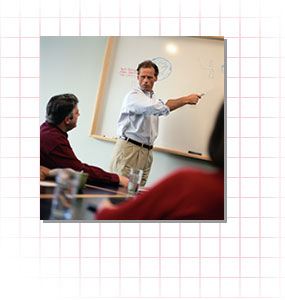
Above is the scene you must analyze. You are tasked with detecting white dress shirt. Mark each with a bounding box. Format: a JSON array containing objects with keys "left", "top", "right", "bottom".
[{"left": 117, "top": 87, "right": 170, "bottom": 145}]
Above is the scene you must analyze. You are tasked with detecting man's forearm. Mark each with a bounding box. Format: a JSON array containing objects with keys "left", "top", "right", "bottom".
[
  {"left": 165, "top": 94, "right": 200, "bottom": 112},
  {"left": 165, "top": 97, "right": 188, "bottom": 112}
]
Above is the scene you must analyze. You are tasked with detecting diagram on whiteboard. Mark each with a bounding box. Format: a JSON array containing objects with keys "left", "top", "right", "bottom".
[
  {"left": 152, "top": 57, "right": 172, "bottom": 81},
  {"left": 199, "top": 58, "right": 224, "bottom": 79}
]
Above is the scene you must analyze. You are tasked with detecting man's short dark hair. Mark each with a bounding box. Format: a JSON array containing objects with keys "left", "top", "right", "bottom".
[
  {"left": 208, "top": 102, "right": 224, "bottom": 170},
  {"left": 46, "top": 93, "right": 79, "bottom": 125},
  {"left": 137, "top": 60, "right": 159, "bottom": 77}
]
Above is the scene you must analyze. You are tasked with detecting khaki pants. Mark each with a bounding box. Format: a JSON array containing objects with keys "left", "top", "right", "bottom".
[{"left": 109, "top": 139, "right": 153, "bottom": 186}]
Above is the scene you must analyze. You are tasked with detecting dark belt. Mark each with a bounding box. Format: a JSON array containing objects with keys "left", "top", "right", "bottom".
[{"left": 121, "top": 136, "right": 153, "bottom": 150}]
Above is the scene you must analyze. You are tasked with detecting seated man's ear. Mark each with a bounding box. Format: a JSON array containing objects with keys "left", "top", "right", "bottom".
[{"left": 64, "top": 116, "right": 71, "bottom": 124}]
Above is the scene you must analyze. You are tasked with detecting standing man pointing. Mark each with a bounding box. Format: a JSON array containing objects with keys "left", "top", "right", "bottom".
[{"left": 110, "top": 60, "right": 201, "bottom": 186}]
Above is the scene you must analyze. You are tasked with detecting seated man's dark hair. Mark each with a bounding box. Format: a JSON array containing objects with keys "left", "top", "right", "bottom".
[
  {"left": 137, "top": 60, "right": 159, "bottom": 77},
  {"left": 208, "top": 102, "right": 224, "bottom": 170},
  {"left": 46, "top": 94, "right": 79, "bottom": 125}
]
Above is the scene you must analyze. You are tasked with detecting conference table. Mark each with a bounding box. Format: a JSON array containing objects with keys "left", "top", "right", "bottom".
[{"left": 40, "top": 181, "right": 133, "bottom": 221}]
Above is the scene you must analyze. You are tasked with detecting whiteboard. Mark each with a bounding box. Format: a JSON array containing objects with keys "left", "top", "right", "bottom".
[{"left": 90, "top": 36, "right": 224, "bottom": 159}]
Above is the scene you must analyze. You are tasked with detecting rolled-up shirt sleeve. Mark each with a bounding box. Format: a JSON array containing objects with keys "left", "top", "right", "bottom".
[{"left": 125, "top": 90, "right": 170, "bottom": 116}]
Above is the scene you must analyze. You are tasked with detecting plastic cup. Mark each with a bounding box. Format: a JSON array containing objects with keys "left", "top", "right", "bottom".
[
  {"left": 74, "top": 171, "right": 89, "bottom": 191},
  {"left": 51, "top": 169, "right": 81, "bottom": 220},
  {"left": 128, "top": 168, "right": 143, "bottom": 194}
]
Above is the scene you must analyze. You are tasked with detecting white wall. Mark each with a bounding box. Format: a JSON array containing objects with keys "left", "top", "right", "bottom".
[{"left": 40, "top": 37, "right": 214, "bottom": 186}]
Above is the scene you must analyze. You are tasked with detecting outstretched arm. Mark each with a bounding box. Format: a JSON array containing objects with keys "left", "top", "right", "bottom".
[{"left": 165, "top": 94, "right": 201, "bottom": 112}]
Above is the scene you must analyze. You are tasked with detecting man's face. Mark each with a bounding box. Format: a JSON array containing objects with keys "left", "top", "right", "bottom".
[
  {"left": 137, "top": 67, "right": 157, "bottom": 92},
  {"left": 67, "top": 105, "right": 80, "bottom": 131}
]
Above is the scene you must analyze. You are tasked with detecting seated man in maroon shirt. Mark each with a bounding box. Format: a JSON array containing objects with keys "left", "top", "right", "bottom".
[{"left": 40, "top": 93, "right": 128, "bottom": 187}]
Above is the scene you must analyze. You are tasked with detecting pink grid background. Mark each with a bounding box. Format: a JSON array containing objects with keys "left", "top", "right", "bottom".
[{"left": 0, "top": 0, "right": 284, "bottom": 298}]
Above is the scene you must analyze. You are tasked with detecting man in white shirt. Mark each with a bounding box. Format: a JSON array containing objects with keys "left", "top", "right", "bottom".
[{"left": 110, "top": 60, "right": 201, "bottom": 186}]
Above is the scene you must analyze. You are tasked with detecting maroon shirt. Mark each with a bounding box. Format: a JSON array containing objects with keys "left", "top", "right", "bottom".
[
  {"left": 96, "top": 168, "right": 224, "bottom": 220},
  {"left": 40, "top": 121, "right": 119, "bottom": 186}
]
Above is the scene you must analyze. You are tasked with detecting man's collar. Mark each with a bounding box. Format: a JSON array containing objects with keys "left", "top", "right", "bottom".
[
  {"left": 137, "top": 86, "right": 154, "bottom": 97},
  {"left": 47, "top": 121, "right": 68, "bottom": 136}
]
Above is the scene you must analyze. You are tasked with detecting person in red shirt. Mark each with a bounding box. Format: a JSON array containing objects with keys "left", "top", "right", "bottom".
[
  {"left": 96, "top": 103, "right": 224, "bottom": 220},
  {"left": 40, "top": 94, "right": 128, "bottom": 187}
]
